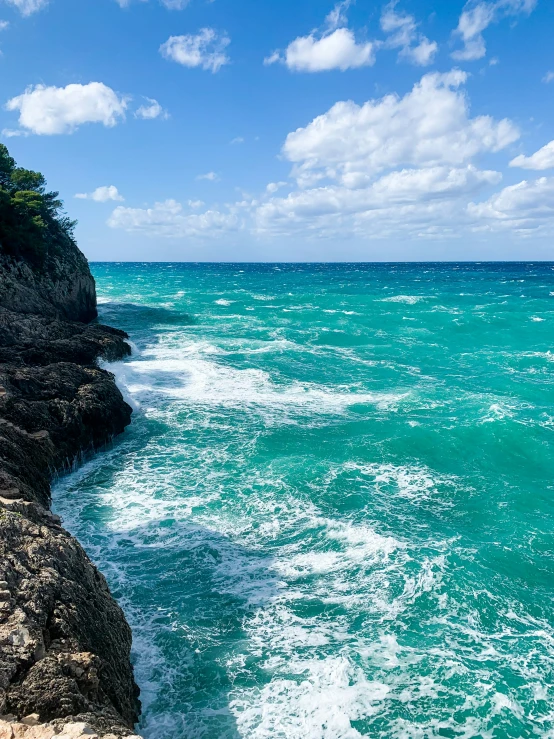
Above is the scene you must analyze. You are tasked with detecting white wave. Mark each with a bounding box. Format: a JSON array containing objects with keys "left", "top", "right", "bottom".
[
  {"left": 337, "top": 462, "right": 457, "bottom": 504},
  {"left": 380, "top": 295, "right": 425, "bottom": 305},
  {"left": 481, "top": 403, "right": 515, "bottom": 423},
  {"left": 56, "top": 275, "right": 554, "bottom": 739},
  {"left": 215, "top": 298, "right": 234, "bottom": 306},
  {"left": 323, "top": 309, "right": 360, "bottom": 316},
  {"left": 106, "top": 341, "right": 409, "bottom": 415},
  {"left": 230, "top": 656, "right": 389, "bottom": 739}
]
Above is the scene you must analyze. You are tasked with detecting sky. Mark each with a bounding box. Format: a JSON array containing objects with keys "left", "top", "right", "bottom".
[{"left": 1, "top": 0, "right": 554, "bottom": 262}]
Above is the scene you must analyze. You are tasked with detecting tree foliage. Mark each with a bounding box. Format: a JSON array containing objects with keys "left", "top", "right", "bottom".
[{"left": 0, "top": 143, "right": 77, "bottom": 266}]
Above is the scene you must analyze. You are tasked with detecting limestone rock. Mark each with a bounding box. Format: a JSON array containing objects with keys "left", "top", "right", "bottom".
[
  {"left": 0, "top": 718, "right": 141, "bottom": 739},
  {"left": 0, "top": 235, "right": 141, "bottom": 737}
]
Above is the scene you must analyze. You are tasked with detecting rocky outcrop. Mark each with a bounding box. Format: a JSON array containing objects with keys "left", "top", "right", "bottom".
[
  {"left": 0, "top": 249, "right": 96, "bottom": 323},
  {"left": 0, "top": 250, "right": 141, "bottom": 737}
]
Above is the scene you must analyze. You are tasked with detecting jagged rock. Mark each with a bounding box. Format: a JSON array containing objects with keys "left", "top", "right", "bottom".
[
  {"left": 0, "top": 242, "right": 141, "bottom": 737},
  {"left": 0, "top": 249, "right": 96, "bottom": 323}
]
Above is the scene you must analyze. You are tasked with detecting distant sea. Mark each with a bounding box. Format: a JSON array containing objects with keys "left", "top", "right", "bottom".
[{"left": 54, "top": 263, "right": 554, "bottom": 739}]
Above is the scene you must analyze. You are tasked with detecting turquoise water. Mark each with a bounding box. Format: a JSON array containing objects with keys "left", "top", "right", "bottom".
[{"left": 53, "top": 263, "right": 554, "bottom": 739}]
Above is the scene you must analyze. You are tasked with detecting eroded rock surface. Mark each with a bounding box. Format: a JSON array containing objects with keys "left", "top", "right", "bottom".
[
  {"left": 0, "top": 715, "right": 142, "bottom": 738},
  {"left": 0, "top": 249, "right": 96, "bottom": 323},
  {"left": 0, "top": 251, "right": 141, "bottom": 737}
]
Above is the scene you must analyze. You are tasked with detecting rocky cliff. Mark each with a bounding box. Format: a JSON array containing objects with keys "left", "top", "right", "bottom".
[
  {"left": 0, "top": 240, "right": 141, "bottom": 737},
  {"left": 0, "top": 251, "right": 97, "bottom": 324}
]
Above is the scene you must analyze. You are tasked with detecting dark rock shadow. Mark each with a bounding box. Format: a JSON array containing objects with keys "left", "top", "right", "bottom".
[{"left": 95, "top": 302, "right": 196, "bottom": 336}]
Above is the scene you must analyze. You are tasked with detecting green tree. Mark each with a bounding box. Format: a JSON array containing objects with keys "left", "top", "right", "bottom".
[{"left": 0, "top": 143, "right": 76, "bottom": 265}]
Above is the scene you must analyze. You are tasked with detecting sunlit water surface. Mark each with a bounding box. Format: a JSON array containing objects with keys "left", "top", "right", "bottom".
[{"left": 53, "top": 263, "right": 554, "bottom": 739}]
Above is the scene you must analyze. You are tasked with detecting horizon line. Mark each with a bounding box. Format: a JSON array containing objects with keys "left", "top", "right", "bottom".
[{"left": 89, "top": 260, "right": 554, "bottom": 265}]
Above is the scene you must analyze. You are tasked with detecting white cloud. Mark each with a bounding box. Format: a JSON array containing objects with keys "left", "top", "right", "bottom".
[
  {"left": 251, "top": 70, "right": 522, "bottom": 242},
  {"left": 1, "top": 128, "right": 25, "bottom": 138},
  {"left": 135, "top": 97, "right": 168, "bottom": 119},
  {"left": 231, "top": 136, "right": 244, "bottom": 144},
  {"left": 266, "top": 2, "right": 436, "bottom": 72},
  {"left": 264, "top": 1, "right": 375, "bottom": 72},
  {"left": 106, "top": 63, "right": 553, "bottom": 246},
  {"left": 283, "top": 71, "right": 519, "bottom": 187},
  {"left": 3, "top": 0, "right": 47, "bottom": 16},
  {"left": 115, "top": 0, "right": 190, "bottom": 8},
  {"left": 160, "top": 28, "right": 230, "bottom": 73},
  {"left": 255, "top": 166, "right": 501, "bottom": 234},
  {"left": 266, "top": 28, "right": 375, "bottom": 72},
  {"left": 75, "top": 186, "right": 124, "bottom": 202},
  {"left": 510, "top": 141, "right": 554, "bottom": 171},
  {"left": 107, "top": 199, "right": 240, "bottom": 237},
  {"left": 381, "top": 3, "right": 438, "bottom": 67},
  {"left": 263, "top": 51, "right": 281, "bottom": 66},
  {"left": 543, "top": 71, "right": 554, "bottom": 84},
  {"left": 0, "top": 20, "right": 9, "bottom": 29},
  {"left": 159, "top": 0, "right": 189, "bottom": 7},
  {"left": 468, "top": 177, "right": 554, "bottom": 231},
  {"left": 196, "top": 171, "right": 220, "bottom": 181},
  {"left": 402, "top": 37, "right": 438, "bottom": 66},
  {"left": 266, "top": 181, "right": 288, "bottom": 194},
  {"left": 5, "top": 82, "right": 127, "bottom": 135},
  {"left": 452, "top": 0, "right": 537, "bottom": 61},
  {"left": 325, "top": 0, "right": 352, "bottom": 31}
]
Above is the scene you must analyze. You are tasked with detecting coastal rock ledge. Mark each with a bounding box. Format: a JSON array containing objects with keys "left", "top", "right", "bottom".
[{"left": 0, "top": 243, "right": 142, "bottom": 737}]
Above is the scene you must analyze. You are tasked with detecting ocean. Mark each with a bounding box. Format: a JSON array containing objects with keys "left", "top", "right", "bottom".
[{"left": 53, "top": 262, "right": 554, "bottom": 739}]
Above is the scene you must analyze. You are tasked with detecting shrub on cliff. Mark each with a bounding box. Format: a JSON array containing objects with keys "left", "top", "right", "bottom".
[{"left": 0, "top": 143, "right": 77, "bottom": 266}]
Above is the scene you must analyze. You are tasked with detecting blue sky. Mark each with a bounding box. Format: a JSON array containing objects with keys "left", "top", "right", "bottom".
[{"left": 1, "top": 0, "right": 554, "bottom": 261}]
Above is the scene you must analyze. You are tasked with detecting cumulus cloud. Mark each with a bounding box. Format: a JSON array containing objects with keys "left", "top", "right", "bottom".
[
  {"left": 264, "top": 1, "right": 375, "bottom": 72},
  {"left": 75, "top": 186, "right": 124, "bottom": 202},
  {"left": 255, "top": 166, "right": 501, "bottom": 237},
  {"left": 468, "top": 177, "right": 554, "bottom": 231},
  {"left": 107, "top": 67, "right": 554, "bottom": 246},
  {"left": 5, "top": 82, "right": 128, "bottom": 135},
  {"left": 282, "top": 71, "right": 519, "bottom": 188},
  {"left": 452, "top": 0, "right": 537, "bottom": 61},
  {"left": 160, "top": 28, "right": 230, "bottom": 73},
  {"left": 543, "top": 71, "right": 554, "bottom": 84},
  {"left": 107, "top": 199, "right": 240, "bottom": 237},
  {"left": 266, "top": 2, "right": 437, "bottom": 72},
  {"left": 510, "top": 141, "right": 554, "bottom": 171},
  {"left": 250, "top": 70, "right": 524, "bottom": 242},
  {"left": 3, "top": 0, "right": 47, "bottom": 16},
  {"left": 380, "top": 3, "right": 438, "bottom": 66},
  {"left": 135, "top": 97, "right": 168, "bottom": 119},
  {"left": 266, "top": 28, "right": 375, "bottom": 72},
  {"left": 258, "top": 165, "right": 497, "bottom": 218}
]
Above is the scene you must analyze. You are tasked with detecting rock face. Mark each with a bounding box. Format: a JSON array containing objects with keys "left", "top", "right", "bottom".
[
  {"left": 0, "top": 248, "right": 141, "bottom": 737},
  {"left": 0, "top": 248, "right": 97, "bottom": 323}
]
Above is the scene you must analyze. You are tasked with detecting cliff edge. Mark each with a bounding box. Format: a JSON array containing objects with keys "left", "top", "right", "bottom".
[{"left": 0, "top": 145, "right": 141, "bottom": 738}]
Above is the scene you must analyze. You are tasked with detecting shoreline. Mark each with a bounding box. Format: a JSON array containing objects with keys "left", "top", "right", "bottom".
[{"left": 0, "top": 252, "right": 144, "bottom": 739}]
